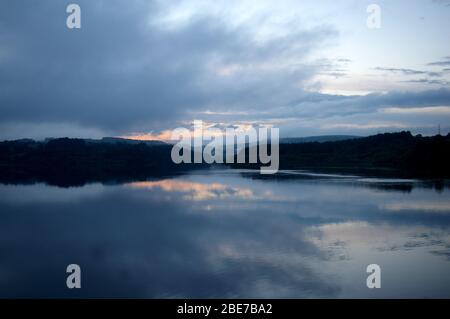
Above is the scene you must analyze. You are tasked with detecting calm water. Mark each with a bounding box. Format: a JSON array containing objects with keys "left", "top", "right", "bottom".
[{"left": 1, "top": 169, "right": 450, "bottom": 298}]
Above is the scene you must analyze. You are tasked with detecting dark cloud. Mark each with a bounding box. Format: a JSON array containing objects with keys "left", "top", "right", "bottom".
[
  {"left": 0, "top": 0, "right": 335, "bottom": 135},
  {"left": 212, "top": 88, "right": 450, "bottom": 123},
  {"left": 0, "top": 1, "right": 449, "bottom": 139}
]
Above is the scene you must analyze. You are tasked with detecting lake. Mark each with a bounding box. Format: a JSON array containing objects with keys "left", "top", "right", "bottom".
[{"left": 1, "top": 169, "right": 450, "bottom": 298}]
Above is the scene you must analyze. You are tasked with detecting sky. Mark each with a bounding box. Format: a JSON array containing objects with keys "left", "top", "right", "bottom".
[{"left": 0, "top": 0, "right": 450, "bottom": 140}]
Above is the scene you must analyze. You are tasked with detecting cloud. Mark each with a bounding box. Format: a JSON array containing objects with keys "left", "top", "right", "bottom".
[
  {"left": 0, "top": 0, "right": 449, "bottom": 139},
  {"left": 314, "top": 58, "right": 352, "bottom": 78},
  {"left": 242, "top": 88, "right": 450, "bottom": 121},
  {"left": 374, "top": 67, "right": 442, "bottom": 77},
  {"left": 428, "top": 57, "right": 450, "bottom": 66},
  {"left": 380, "top": 106, "right": 450, "bottom": 115},
  {"left": 0, "top": 0, "right": 336, "bottom": 137},
  {"left": 402, "top": 78, "right": 449, "bottom": 86}
]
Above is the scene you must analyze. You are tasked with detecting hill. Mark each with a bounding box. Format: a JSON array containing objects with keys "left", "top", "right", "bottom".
[
  {"left": 232, "top": 131, "right": 450, "bottom": 178},
  {"left": 0, "top": 138, "right": 200, "bottom": 186},
  {"left": 280, "top": 135, "right": 360, "bottom": 144},
  {"left": 1, "top": 132, "right": 449, "bottom": 185}
]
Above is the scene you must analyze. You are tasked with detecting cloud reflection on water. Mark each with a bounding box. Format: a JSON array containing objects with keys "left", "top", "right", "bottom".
[{"left": 0, "top": 170, "right": 450, "bottom": 298}]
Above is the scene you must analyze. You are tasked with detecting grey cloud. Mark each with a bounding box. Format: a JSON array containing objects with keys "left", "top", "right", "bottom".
[
  {"left": 403, "top": 78, "right": 450, "bottom": 85},
  {"left": 428, "top": 57, "right": 450, "bottom": 66},
  {"left": 374, "top": 67, "right": 442, "bottom": 77},
  {"left": 314, "top": 58, "right": 351, "bottom": 78},
  {"left": 193, "top": 87, "right": 450, "bottom": 138},
  {"left": 203, "top": 88, "right": 450, "bottom": 123},
  {"left": 0, "top": 0, "right": 335, "bottom": 136},
  {"left": 1, "top": 1, "right": 449, "bottom": 139}
]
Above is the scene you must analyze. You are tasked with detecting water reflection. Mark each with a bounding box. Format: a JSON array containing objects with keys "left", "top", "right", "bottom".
[
  {"left": 382, "top": 201, "right": 450, "bottom": 213},
  {"left": 0, "top": 170, "right": 449, "bottom": 298},
  {"left": 128, "top": 180, "right": 254, "bottom": 201}
]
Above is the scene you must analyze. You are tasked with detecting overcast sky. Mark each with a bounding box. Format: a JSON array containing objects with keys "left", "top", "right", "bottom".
[{"left": 1, "top": 0, "right": 450, "bottom": 140}]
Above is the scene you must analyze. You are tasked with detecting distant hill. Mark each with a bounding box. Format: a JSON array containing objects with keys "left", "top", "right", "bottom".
[
  {"left": 280, "top": 135, "right": 360, "bottom": 144},
  {"left": 99, "top": 137, "right": 168, "bottom": 146},
  {"left": 43, "top": 136, "right": 168, "bottom": 146}
]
